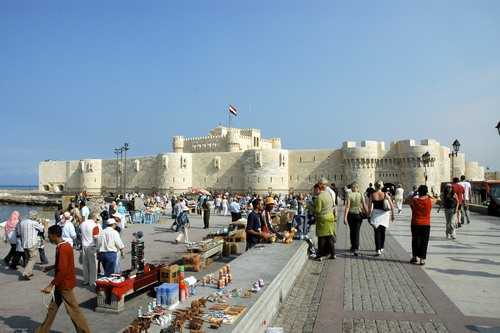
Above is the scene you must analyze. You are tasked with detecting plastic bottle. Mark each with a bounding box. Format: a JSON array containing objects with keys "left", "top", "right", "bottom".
[
  {"left": 178, "top": 266, "right": 187, "bottom": 302},
  {"left": 138, "top": 306, "right": 143, "bottom": 317}
]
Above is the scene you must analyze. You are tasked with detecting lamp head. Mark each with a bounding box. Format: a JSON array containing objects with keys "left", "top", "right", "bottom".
[
  {"left": 496, "top": 121, "right": 500, "bottom": 136},
  {"left": 452, "top": 139, "right": 460, "bottom": 153}
]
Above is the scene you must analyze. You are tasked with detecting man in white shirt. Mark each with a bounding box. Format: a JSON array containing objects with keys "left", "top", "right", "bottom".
[
  {"left": 229, "top": 198, "right": 241, "bottom": 222},
  {"left": 80, "top": 202, "right": 90, "bottom": 221},
  {"left": 80, "top": 213, "right": 100, "bottom": 287},
  {"left": 98, "top": 219, "right": 125, "bottom": 276},
  {"left": 321, "top": 179, "right": 337, "bottom": 208},
  {"left": 459, "top": 175, "right": 472, "bottom": 224},
  {"left": 59, "top": 212, "right": 77, "bottom": 247}
]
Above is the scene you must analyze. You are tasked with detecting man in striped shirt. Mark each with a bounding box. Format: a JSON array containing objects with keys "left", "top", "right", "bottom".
[{"left": 16, "top": 210, "right": 44, "bottom": 280}]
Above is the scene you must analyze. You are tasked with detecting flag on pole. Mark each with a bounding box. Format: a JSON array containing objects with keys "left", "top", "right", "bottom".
[{"left": 228, "top": 104, "right": 238, "bottom": 116}]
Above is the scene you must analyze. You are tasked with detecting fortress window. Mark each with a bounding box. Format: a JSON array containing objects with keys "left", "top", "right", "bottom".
[
  {"left": 230, "top": 176, "right": 233, "bottom": 184},
  {"left": 257, "top": 177, "right": 260, "bottom": 183},
  {"left": 313, "top": 156, "right": 316, "bottom": 162},
  {"left": 281, "top": 177, "right": 284, "bottom": 183},
  {"left": 43, "top": 185, "right": 50, "bottom": 191},
  {"left": 183, "top": 177, "right": 185, "bottom": 183},
  {"left": 299, "top": 156, "right": 302, "bottom": 163},
  {"left": 173, "top": 177, "right": 175, "bottom": 182},
  {"left": 290, "top": 176, "right": 293, "bottom": 181},
  {"left": 296, "top": 175, "right": 299, "bottom": 181},
  {"left": 57, "top": 185, "right": 64, "bottom": 192},
  {"left": 270, "top": 177, "right": 273, "bottom": 183}
]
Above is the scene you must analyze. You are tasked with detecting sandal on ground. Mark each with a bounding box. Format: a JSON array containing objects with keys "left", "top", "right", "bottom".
[
  {"left": 410, "top": 258, "right": 418, "bottom": 264},
  {"left": 419, "top": 260, "right": 426, "bottom": 266}
]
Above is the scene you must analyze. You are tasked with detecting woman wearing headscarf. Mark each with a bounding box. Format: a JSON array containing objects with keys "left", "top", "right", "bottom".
[
  {"left": 368, "top": 180, "right": 395, "bottom": 256},
  {"left": 3, "top": 211, "right": 20, "bottom": 267},
  {"left": 117, "top": 202, "right": 127, "bottom": 230}
]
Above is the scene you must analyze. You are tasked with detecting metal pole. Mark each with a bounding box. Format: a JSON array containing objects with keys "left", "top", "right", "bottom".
[
  {"left": 123, "top": 143, "right": 129, "bottom": 195},
  {"left": 124, "top": 149, "right": 127, "bottom": 194},
  {"left": 451, "top": 155, "right": 454, "bottom": 181},
  {"left": 115, "top": 150, "right": 119, "bottom": 193},
  {"left": 120, "top": 148, "right": 124, "bottom": 194},
  {"left": 424, "top": 165, "right": 428, "bottom": 186}
]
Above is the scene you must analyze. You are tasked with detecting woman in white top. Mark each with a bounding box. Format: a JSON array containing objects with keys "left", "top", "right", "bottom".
[
  {"left": 221, "top": 196, "right": 229, "bottom": 216},
  {"left": 368, "top": 180, "right": 395, "bottom": 256},
  {"left": 394, "top": 184, "right": 405, "bottom": 214}
]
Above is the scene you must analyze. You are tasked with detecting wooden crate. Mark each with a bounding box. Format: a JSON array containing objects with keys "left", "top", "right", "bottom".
[
  {"left": 160, "top": 265, "right": 179, "bottom": 283},
  {"left": 95, "top": 289, "right": 132, "bottom": 313}
]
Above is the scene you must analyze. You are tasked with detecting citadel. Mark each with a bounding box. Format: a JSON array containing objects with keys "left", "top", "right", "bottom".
[{"left": 39, "top": 125, "right": 485, "bottom": 195}]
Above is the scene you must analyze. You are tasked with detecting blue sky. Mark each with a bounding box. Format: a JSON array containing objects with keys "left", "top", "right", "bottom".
[{"left": 1, "top": 1, "right": 499, "bottom": 185}]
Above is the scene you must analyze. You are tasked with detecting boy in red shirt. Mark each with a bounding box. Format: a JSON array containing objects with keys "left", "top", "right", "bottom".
[{"left": 37, "top": 225, "right": 91, "bottom": 333}]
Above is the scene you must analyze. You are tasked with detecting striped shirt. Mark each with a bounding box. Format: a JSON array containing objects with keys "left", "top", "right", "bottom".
[{"left": 16, "top": 219, "right": 44, "bottom": 249}]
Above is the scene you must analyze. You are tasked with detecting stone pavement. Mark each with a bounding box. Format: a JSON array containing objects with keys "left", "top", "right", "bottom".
[
  {"left": 390, "top": 207, "right": 500, "bottom": 319},
  {"left": 0, "top": 213, "right": 234, "bottom": 333},
  {"left": 273, "top": 207, "right": 500, "bottom": 333}
]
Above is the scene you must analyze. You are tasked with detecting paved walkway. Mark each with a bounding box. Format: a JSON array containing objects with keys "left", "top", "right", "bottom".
[
  {"left": 273, "top": 208, "right": 500, "bottom": 333},
  {"left": 0, "top": 214, "right": 234, "bottom": 333}
]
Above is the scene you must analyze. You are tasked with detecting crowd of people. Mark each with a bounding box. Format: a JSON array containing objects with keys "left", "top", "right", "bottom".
[{"left": 1, "top": 174, "right": 476, "bottom": 331}]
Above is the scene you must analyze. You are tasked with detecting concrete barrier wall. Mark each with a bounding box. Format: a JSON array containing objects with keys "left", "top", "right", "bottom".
[{"left": 230, "top": 241, "right": 309, "bottom": 333}]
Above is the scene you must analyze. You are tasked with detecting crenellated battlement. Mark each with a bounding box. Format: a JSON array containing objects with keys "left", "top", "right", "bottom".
[{"left": 39, "top": 125, "right": 485, "bottom": 195}]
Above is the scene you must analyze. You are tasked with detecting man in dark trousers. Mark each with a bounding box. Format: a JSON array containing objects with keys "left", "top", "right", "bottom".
[
  {"left": 37, "top": 225, "right": 91, "bottom": 333},
  {"left": 202, "top": 197, "right": 211, "bottom": 229}
]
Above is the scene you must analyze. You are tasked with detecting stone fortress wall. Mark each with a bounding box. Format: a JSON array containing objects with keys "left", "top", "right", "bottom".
[{"left": 39, "top": 126, "right": 485, "bottom": 195}]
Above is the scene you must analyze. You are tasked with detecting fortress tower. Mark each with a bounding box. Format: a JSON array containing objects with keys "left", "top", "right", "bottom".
[
  {"left": 341, "top": 141, "right": 382, "bottom": 191},
  {"left": 172, "top": 136, "right": 185, "bottom": 153}
]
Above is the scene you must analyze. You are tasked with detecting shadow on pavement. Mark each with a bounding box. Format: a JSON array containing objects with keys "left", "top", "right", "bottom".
[
  {"left": 448, "top": 257, "right": 500, "bottom": 266},
  {"left": 465, "top": 324, "right": 500, "bottom": 333},
  {"left": 0, "top": 315, "right": 61, "bottom": 333},
  {"left": 427, "top": 267, "right": 500, "bottom": 278}
]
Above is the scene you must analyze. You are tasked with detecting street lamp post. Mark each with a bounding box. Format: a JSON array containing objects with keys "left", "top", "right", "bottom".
[
  {"left": 113, "top": 148, "right": 122, "bottom": 194},
  {"left": 123, "top": 143, "right": 130, "bottom": 194},
  {"left": 449, "top": 139, "right": 460, "bottom": 180},
  {"left": 422, "top": 151, "right": 431, "bottom": 186}
]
